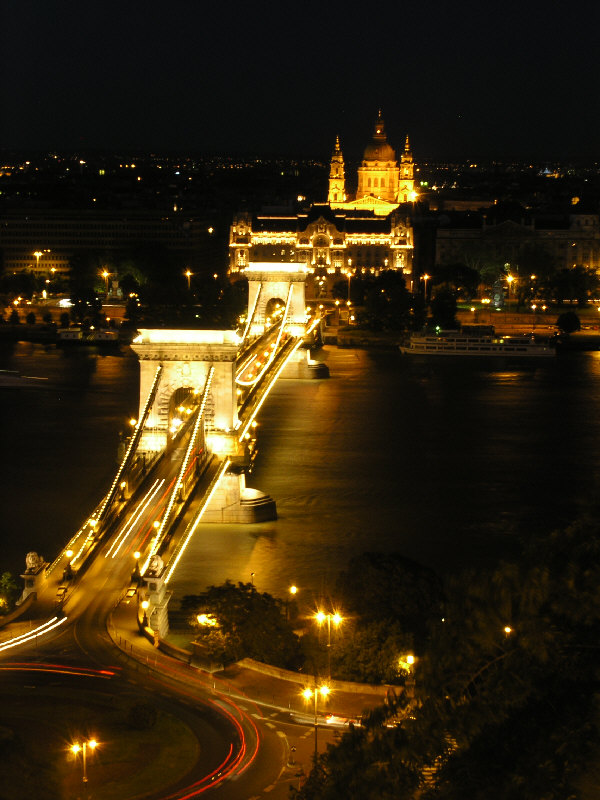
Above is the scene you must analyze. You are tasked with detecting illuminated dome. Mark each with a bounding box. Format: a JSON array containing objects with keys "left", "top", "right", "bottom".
[{"left": 362, "top": 112, "right": 397, "bottom": 163}]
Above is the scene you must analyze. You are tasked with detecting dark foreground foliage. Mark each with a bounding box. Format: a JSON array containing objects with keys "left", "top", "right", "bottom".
[{"left": 295, "top": 512, "right": 600, "bottom": 799}]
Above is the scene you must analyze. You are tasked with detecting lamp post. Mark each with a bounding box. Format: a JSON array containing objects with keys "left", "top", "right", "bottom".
[
  {"left": 421, "top": 273, "right": 430, "bottom": 304},
  {"left": 302, "top": 684, "right": 330, "bottom": 761},
  {"left": 286, "top": 584, "right": 298, "bottom": 622},
  {"left": 346, "top": 259, "right": 352, "bottom": 301},
  {"left": 102, "top": 270, "right": 110, "bottom": 296},
  {"left": 315, "top": 610, "right": 343, "bottom": 678},
  {"left": 184, "top": 269, "right": 192, "bottom": 291},
  {"left": 506, "top": 274, "right": 514, "bottom": 308},
  {"left": 141, "top": 599, "right": 150, "bottom": 627},
  {"left": 71, "top": 738, "right": 97, "bottom": 784}
]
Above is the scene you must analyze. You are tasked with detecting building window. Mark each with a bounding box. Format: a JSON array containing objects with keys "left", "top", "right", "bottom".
[{"left": 381, "top": 178, "right": 385, "bottom": 187}]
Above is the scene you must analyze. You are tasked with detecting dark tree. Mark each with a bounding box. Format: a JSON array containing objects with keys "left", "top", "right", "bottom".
[
  {"left": 182, "top": 581, "right": 302, "bottom": 669},
  {"left": 0, "top": 572, "right": 18, "bottom": 611},
  {"left": 556, "top": 310, "right": 580, "bottom": 334},
  {"left": 296, "top": 512, "right": 600, "bottom": 799},
  {"left": 336, "top": 553, "right": 443, "bottom": 651},
  {"left": 429, "top": 287, "right": 458, "bottom": 330}
]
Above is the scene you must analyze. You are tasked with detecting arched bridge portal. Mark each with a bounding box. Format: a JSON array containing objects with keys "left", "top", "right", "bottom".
[
  {"left": 130, "top": 329, "right": 241, "bottom": 457},
  {"left": 244, "top": 262, "right": 308, "bottom": 338}
]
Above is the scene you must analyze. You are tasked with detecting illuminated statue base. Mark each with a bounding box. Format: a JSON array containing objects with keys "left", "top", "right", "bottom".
[
  {"left": 19, "top": 552, "right": 47, "bottom": 604},
  {"left": 203, "top": 471, "right": 277, "bottom": 523}
]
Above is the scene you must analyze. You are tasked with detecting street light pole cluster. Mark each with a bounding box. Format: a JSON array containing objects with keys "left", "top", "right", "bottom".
[
  {"left": 315, "top": 610, "right": 343, "bottom": 678},
  {"left": 70, "top": 738, "right": 98, "bottom": 784},
  {"left": 302, "top": 684, "right": 330, "bottom": 760}
]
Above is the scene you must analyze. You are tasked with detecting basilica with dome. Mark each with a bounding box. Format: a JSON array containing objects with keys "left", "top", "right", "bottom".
[
  {"left": 228, "top": 113, "right": 416, "bottom": 294},
  {"left": 328, "top": 111, "right": 416, "bottom": 215}
]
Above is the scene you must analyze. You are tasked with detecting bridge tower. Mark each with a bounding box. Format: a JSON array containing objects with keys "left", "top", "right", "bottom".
[
  {"left": 244, "top": 263, "right": 308, "bottom": 338},
  {"left": 130, "top": 329, "right": 276, "bottom": 523},
  {"left": 131, "top": 329, "right": 241, "bottom": 458}
]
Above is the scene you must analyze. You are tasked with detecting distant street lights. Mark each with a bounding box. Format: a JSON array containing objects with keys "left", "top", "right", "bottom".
[
  {"left": 70, "top": 738, "right": 98, "bottom": 784},
  {"left": 302, "top": 684, "right": 330, "bottom": 761}
]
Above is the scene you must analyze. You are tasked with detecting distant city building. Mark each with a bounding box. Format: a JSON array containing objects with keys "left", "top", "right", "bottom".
[
  {"left": 435, "top": 211, "right": 600, "bottom": 272},
  {"left": 229, "top": 113, "right": 416, "bottom": 296},
  {"left": 0, "top": 209, "right": 213, "bottom": 275},
  {"left": 328, "top": 111, "right": 416, "bottom": 214}
]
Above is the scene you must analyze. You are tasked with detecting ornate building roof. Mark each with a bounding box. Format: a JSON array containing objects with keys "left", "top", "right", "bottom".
[{"left": 362, "top": 111, "right": 397, "bottom": 163}]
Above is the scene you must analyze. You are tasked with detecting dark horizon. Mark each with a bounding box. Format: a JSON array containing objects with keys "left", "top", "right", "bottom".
[{"left": 4, "top": 0, "right": 598, "bottom": 164}]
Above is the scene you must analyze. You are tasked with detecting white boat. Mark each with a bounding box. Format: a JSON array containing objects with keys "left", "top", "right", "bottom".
[{"left": 399, "top": 327, "right": 555, "bottom": 358}]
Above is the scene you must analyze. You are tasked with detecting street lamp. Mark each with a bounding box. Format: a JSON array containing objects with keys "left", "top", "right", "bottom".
[
  {"left": 346, "top": 259, "right": 352, "bottom": 301},
  {"left": 421, "top": 273, "right": 430, "bottom": 304},
  {"left": 141, "top": 599, "right": 150, "bottom": 627},
  {"left": 286, "top": 584, "right": 298, "bottom": 622},
  {"left": 70, "top": 738, "right": 98, "bottom": 784},
  {"left": 184, "top": 269, "right": 192, "bottom": 290},
  {"left": 101, "top": 270, "right": 110, "bottom": 296},
  {"left": 302, "top": 684, "right": 330, "bottom": 761},
  {"left": 33, "top": 251, "right": 43, "bottom": 272},
  {"left": 506, "top": 274, "right": 515, "bottom": 307},
  {"left": 315, "top": 610, "right": 343, "bottom": 677}
]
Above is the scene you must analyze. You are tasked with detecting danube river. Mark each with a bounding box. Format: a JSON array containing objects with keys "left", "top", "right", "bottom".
[{"left": 2, "top": 342, "right": 600, "bottom": 602}]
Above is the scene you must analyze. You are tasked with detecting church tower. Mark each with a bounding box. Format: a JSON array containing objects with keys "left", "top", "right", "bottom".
[
  {"left": 356, "top": 111, "right": 400, "bottom": 204},
  {"left": 328, "top": 136, "right": 346, "bottom": 205},
  {"left": 398, "top": 135, "right": 416, "bottom": 202}
]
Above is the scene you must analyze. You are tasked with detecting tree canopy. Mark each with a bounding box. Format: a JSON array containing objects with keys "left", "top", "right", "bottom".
[
  {"left": 182, "top": 581, "right": 302, "bottom": 669},
  {"left": 295, "top": 512, "right": 600, "bottom": 799}
]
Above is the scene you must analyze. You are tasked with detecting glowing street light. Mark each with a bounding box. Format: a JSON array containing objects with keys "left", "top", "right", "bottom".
[
  {"left": 315, "top": 610, "right": 343, "bottom": 677},
  {"left": 346, "top": 259, "right": 352, "bottom": 301},
  {"left": 302, "top": 684, "right": 330, "bottom": 760},
  {"left": 141, "top": 599, "right": 150, "bottom": 627},
  {"left": 33, "top": 251, "right": 43, "bottom": 271},
  {"left": 421, "top": 273, "right": 430, "bottom": 304},
  {"left": 101, "top": 270, "right": 110, "bottom": 296},
  {"left": 70, "top": 738, "right": 98, "bottom": 784},
  {"left": 184, "top": 269, "right": 193, "bottom": 290},
  {"left": 286, "top": 584, "right": 298, "bottom": 621},
  {"left": 506, "top": 273, "right": 515, "bottom": 307}
]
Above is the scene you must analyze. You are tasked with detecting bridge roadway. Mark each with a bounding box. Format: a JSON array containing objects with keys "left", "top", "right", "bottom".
[
  {"left": 0, "top": 327, "right": 337, "bottom": 798},
  {"left": 0, "top": 451, "right": 308, "bottom": 799}
]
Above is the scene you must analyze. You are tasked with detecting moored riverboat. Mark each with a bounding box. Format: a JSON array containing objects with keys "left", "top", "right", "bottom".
[{"left": 399, "top": 326, "right": 555, "bottom": 358}]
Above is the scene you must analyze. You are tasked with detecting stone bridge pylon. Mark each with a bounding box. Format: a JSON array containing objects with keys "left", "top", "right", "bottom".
[{"left": 131, "top": 329, "right": 276, "bottom": 522}]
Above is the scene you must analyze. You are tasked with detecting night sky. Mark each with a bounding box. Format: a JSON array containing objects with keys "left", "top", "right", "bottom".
[{"left": 3, "top": 0, "right": 598, "bottom": 161}]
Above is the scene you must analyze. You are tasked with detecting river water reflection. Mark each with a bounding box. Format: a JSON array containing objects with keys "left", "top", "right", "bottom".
[{"left": 2, "top": 342, "right": 600, "bottom": 602}]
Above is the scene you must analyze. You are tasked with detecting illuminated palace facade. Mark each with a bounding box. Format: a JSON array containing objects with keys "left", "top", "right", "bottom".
[{"left": 229, "top": 113, "right": 417, "bottom": 296}]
